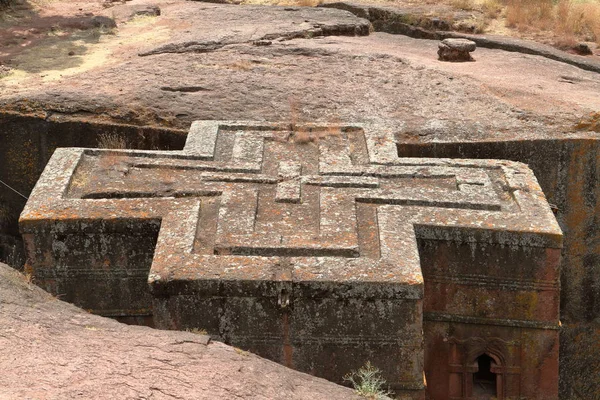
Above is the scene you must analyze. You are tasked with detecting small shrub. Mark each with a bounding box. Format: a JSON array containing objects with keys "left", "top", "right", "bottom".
[{"left": 343, "top": 361, "right": 392, "bottom": 400}]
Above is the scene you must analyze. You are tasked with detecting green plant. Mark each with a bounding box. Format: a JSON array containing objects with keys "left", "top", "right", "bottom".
[{"left": 343, "top": 361, "right": 392, "bottom": 400}]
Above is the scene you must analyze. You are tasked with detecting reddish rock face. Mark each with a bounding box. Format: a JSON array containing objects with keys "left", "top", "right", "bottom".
[
  {"left": 0, "top": 261, "right": 364, "bottom": 400},
  {"left": 20, "top": 121, "right": 562, "bottom": 399}
]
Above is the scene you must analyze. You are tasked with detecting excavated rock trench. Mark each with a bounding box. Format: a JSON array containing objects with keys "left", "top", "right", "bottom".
[
  {"left": 0, "top": 114, "right": 187, "bottom": 268},
  {"left": 1, "top": 0, "right": 600, "bottom": 397}
]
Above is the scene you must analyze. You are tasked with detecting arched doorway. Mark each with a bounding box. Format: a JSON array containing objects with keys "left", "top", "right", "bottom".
[{"left": 472, "top": 354, "right": 497, "bottom": 399}]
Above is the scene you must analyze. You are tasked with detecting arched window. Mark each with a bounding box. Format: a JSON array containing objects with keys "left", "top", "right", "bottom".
[{"left": 472, "top": 354, "right": 497, "bottom": 399}]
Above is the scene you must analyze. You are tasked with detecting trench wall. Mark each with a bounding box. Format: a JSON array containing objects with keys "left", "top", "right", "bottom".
[{"left": 0, "top": 113, "right": 186, "bottom": 269}]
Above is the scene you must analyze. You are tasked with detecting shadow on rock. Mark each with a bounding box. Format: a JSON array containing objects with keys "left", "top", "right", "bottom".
[{"left": 0, "top": 0, "right": 116, "bottom": 73}]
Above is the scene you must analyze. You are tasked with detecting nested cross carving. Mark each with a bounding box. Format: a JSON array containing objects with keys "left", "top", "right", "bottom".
[{"left": 21, "top": 121, "right": 561, "bottom": 299}]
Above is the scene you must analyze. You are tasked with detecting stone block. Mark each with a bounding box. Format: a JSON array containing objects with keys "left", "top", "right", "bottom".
[
  {"left": 438, "top": 38, "right": 476, "bottom": 62},
  {"left": 20, "top": 121, "right": 562, "bottom": 399}
]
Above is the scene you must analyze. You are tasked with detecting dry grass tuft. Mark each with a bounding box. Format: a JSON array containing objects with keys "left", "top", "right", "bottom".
[
  {"left": 288, "top": 96, "right": 301, "bottom": 134},
  {"left": 70, "top": 168, "right": 91, "bottom": 191},
  {"left": 23, "top": 263, "right": 35, "bottom": 286},
  {"left": 287, "top": 97, "right": 343, "bottom": 144},
  {"left": 234, "top": 347, "right": 251, "bottom": 356},
  {"left": 25, "top": 271, "right": 35, "bottom": 284},
  {"left": 555, "top": 0, "right": 600, "bottom": 43},
  {"left": 0, "top": 64, "right": 12, "bottom": 79},
  {"left": 229, "top": 60, "right": 254, "bottom": 71},
  {"left": 126, "top": 14, "right": 158, "bottom": 27},
  {"left": 505, "top": 0, "right": 554, "bottom": 30},
  {"left": 553, "top": 34, "right": 578, "bottom": 49},
  {"left": 97, "top": 133, "right": 127, "bottom": 149},
  {"left": 187, "top": 328, "right": 208, "bottom": 335},
  {"left": 295, "top": 0, "right": 323, "bottom": 6},
  {"left": 502, "top": 0, "right": 600, "bottom": 43},
  {"left": 88, "top": 25, "right": 117, "bottom": 41}
]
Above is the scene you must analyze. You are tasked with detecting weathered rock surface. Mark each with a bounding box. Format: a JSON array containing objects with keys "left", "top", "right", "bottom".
[
  {"left": 135, "top": 4, "right": 371, "bottom": 56},
  {"left": 1, "top": 0, "right": 599, "bottom": 130},
  {"left": 0, "top": 262, "right": 361, "bottom": 400},
  {"left": 440, "top": 38, "right": 476, "bottom": 52},
  {"left": 2, "top": 0, "right": 600, "bottom": 398},
  {"left": 574, "top": 43, "right": 593, "bottom": 56},
  {"left": 321, "top": 1, "right": 600, "bottom": 73}
]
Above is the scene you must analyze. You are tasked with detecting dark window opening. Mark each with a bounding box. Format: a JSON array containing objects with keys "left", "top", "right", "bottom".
[{"left": 473, "top": 354, "right": 497, "bottom": 399}]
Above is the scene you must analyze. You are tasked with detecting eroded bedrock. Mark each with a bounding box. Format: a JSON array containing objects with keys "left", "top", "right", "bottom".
[
  {"left": 0, "top": 261, "right": 362, "bottom": 400},
  {"left": 21, "top": 121, "right": 562, "bottom": 399}
]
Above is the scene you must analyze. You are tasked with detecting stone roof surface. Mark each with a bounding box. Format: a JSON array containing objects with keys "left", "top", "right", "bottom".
[{"left": 21, "top": 121, "right": 562, "bottom": 299}]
